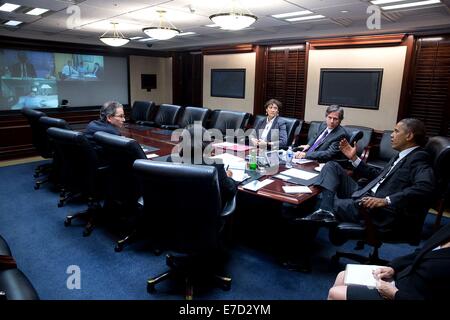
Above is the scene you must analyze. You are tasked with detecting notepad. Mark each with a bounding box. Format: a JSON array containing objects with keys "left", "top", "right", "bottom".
[
  {"left": 344, "top": 264, "right": 395, "bottom": 288},
  {"left": 282, "top": 186, "right": 312, "bottom": 194},
  {"left": 281, "top": 168, "right": 318, "bottom": 180},
  {"left": 242, "top": 179, "right": 274, "bottom": 192}
]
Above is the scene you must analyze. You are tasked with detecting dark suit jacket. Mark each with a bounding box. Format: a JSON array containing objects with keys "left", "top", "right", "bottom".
[
  {"left": 389, "top": 223, "right": 450, "bottom": 300},
  {"left": 251, "top": 116, "right": 288, "bottom": 148},
  {"left": 84, "top": 120, "right": 121, "bottom": 141},
  {"left": 354, "top": 148, "right": 435, "bottom": 229},
  {"left": 303, "top": 123, "right": 347, "bottom": 162},
  {"left": 11, "top": 62, "right": 37, "bottom": 78}
]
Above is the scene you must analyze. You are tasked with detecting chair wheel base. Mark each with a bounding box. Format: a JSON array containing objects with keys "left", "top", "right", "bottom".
[
  {"left": 64, "top": 218, "right": 72, "bottom": 227},
  {"left": 147, "top": 282, "right": 156, "bottom": 293},
  {"left": 114, "top": 244, "right": 123, "bottom": 252},
  {"left": 34, "top": 184, "right": 40, "bottom": 190},
  {"left": 83, "top": 228, "right": 92, "bottom": 237}
]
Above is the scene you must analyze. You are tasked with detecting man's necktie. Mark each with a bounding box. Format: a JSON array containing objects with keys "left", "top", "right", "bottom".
[
  {"left": 352, "top": 154, "right": 400, "bottom": 199},
  {"left": 308, "top": 130, "right": 329, "bottom": 154}
]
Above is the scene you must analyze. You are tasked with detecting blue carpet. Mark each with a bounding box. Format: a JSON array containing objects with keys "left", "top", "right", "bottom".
[{"left": 0, "top": 161, "right": 446, "bottom": 300}]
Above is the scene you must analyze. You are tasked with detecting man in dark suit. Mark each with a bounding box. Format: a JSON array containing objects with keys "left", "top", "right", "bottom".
[
  {"left": 328, "top": 222, "right": 450, "bottom": 300},
  {"left": 10, "top": 51, "right": 37, "bottom": 78},
  {"left": 294, "top": 104, "right": 347, "bottom": 162},
  {"left": 85, "top": 101, "right": 124, "bottom": 140},
  {"left": 302, "top": 118, "right": 435, "bottom": 230}
]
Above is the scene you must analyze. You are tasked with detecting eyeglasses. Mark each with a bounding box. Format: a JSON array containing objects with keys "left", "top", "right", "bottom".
[{"left": 114, "top": 114, "right": 125, "bottom": 119}]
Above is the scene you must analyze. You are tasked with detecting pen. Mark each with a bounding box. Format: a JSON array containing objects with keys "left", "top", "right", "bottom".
[{"left": 226, "top": 165, "right": 229, "bottom": 171}]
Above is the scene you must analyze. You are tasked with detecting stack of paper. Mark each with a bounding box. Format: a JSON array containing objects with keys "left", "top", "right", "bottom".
[
  {"left": 210, "top": 153, "right": 249, "bottom": 182},
  {"left": 281, "top": 168, "right": 318, "bottom": 180},
  {"left": 282, "top": 186, "right": 312, "bottom": 194},
  {"left": 242, "top": 179, "right": 274, "bottom": 192}
]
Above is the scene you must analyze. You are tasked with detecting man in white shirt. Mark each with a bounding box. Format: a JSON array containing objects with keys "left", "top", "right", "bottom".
[{"left": 61, "top": 60, "right": 78, "bottom": 79}]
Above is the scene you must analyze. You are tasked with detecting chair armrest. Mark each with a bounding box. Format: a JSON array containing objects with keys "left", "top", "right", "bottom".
[
  {"left": 160, "top": 124, "right": 179, "bottom": 130},
  {"left": 140, "top": 121, "right": 157, "bottom": 127},
  {"left": 221, "top": 196, "right": 236, "bottom": 218},
  {"left": 0, "top": 255, "right": 17, "bottom": 269}
]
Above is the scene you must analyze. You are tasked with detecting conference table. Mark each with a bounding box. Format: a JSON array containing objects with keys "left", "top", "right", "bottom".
[{"left": 121, "top": 124, "right": 321, "bottom": 206}]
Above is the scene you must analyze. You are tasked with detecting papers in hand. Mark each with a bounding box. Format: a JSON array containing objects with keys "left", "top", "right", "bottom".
[
  {"left": 146, "top": 153, "right": 159, "bottom": 159},
  {"left": 292, "top": 158, "right": 314, "bottom": 164},
  {"left": 210, "top": 153, "right": 248, "bottom": 182},
  {"left": 344, "top": 264, "right": 395, "bottom": 288},
  {"left": 242, "top": 179, "right": 274, "bottom": 192},
  {"left": 282, "top": 186, "right": 312, "bottom": 194},
  {"left": 281, "top": 168, "right": 318, "bottom": 180}
]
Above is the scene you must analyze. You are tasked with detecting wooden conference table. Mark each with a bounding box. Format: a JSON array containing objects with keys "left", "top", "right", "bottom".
[{"left": 121, "top": 124, "right": 320, "bottom": 206}]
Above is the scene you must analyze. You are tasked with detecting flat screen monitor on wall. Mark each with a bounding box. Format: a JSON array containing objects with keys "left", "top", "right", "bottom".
[
  {"left": 318, "top": 68, "right": 383, "bottom": 109},
  {"left": 211, "top": 69, "right": 245, "bottom": 99},
  {"left": 0, "top": 48, "right": 128, "bottom": 111},
  {"left": 141, "top": 74, "right": 156, "bottom": 91}
]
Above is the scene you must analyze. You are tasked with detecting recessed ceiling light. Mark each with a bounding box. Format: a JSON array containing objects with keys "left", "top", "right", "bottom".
[
  {"left": 381, "top": 0, "right": 441, "bottom": 10},
  {"left": 138, "top": 38, "right": 158, "bottom": 42},
  {"left": 130, "top": 36, "right": 143, "bottom": 40},
  {"left": 271, "top": 10, "right": 313, "bottom": 19},
  {"left": 26, "top": 8, "right": 49, "bottom": 16},
  {"left": 0, "top": 3, "right": 20, "bottom": 12},
  {"left": 205, "top": 24, "right": 219, "bottom": 27},
  {"left": 340, "top": 10, "right": 349, "bottom": 13},
  {"left": 178, "top": 32, "right": 196, "bottom": 36},
  {"left": 4, "top": 20, "right": 23, "bottom": 26},
  {"left": 421, "top": 37, "right": 443, "bottom": 41},
  {"left": 371, "top": 0, "right": 407, "bottom": 4},
  {"left": 286, "top": 15, "right": 326, "bottom": 22}
]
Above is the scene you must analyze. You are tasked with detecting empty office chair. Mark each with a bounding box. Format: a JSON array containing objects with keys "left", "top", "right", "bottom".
[
  {"left": 93, "top": 132, "right": 147, "bottom": 250},
  {"left": 328, "top": 136, "right": 449, "bottom": 265},
  {"left": 129, "top": 100, "right": 156, "bottom": 124},
  {"left": 343, "top": 125, "right": 374, "bottom": 161},
  {"left": 293, "top": 120, "right": 322, "bottom": 148},
  {"left": 47, "top": 127, "right": 105, "bottom": 236},
  {"left": 34, "top": 116, "right": 71, "bottom": 190},
  {"left": 208, "top": 109, "right": 250, "bottom": 136},
  {"left": 142, "top": 104, "right": 182, "bottom": 128},
  {"left": 173, "top": 106, "right": 210, "bottom": 129},
  {"left": 21, "top": 108, "right": 49, "bottom": 177},
  {"left": 133, "top": 160, "right": 235, "bottom": 299},
  {"left": 367, "top": 130, "right": 398, "bottom": 170},
  {"left": 0, "top": 235, "right": 39, "bottom": 300}
]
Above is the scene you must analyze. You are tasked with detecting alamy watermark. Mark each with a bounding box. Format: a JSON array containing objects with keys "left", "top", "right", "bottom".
[{"left": 66, "top": 265, "right": 81, "bottom": 289}]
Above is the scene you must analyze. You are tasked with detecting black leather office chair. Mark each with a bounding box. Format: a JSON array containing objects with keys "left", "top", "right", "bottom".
[
  {"left": 367, "top": 130, "right": 398, "bottom": 170},
  {"left": 142, "top": 104, "right": 182, "bottom": 128},
  {"left": 134, "top": 160, "right": 235, "bottom": 299},
  {"left": 207, "top": 110, "right": 250, "bottom": 135},
  {"left": 343, "top": 125, "right": 374, "bottom": 161},
  {"left": 33, "top": 116, "right": 71, "bottom": 190},
  {"left": 0, "top": 235, "right": 39, "bottom": 300},
  {"left": 21, "top": 108, "right": 49, "bottom": 177},
  {"left": 174, "top": 106, "right": 210, "bottom": 129},
  {"left": 47, "top": 127, "right": 105, "bottom": 236},
  {"left": 93, "top": 132, "right": 147, "bottom": 250},
  {"left": 328, "top": 136, "right": 450, "bottom": 265},
  {"left": 129, "top": 100, "right": 156, "bottom": 124}
]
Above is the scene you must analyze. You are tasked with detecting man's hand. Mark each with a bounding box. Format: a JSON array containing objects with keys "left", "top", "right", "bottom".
[
  {"left": 258, "top": 140, "right": 268, "bottom": 148},
  {"left": 297, "top": 144, "right": 309, "bottom": 152},
  {"left": 226, "top": 170, "right": 233, "bottom": 178},
  {"left": 295, "top": 151, "right": 307, "bottom": 159},
  {"left": 373, "top": 266, "right": 395, "bottom": 280},
  {"left": 339, "top": 138, "right": 357, "bottom": 161},
  {"left": 376, "top": 279, "right": 398, "bottom": 300},
  {"left": 360, "top": 197, "right": 388, "bottom": 209}
]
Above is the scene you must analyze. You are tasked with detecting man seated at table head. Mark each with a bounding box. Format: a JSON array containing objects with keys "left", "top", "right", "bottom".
[
  {"left": 294, "top": 104, "right": 347, "bottom": 162},
  {"left": 84, "top": 101, "right": 124, "bottom": 140}
]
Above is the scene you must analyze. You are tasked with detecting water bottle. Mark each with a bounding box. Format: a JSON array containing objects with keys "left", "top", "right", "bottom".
[
  {"left": 249, "top": 148, "right": 257, "bottom": 170},
  {"left": 285, "top": 146, "right": 293, "bottom": 168}
]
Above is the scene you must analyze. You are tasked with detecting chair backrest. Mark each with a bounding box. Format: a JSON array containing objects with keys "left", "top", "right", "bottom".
[
  {"left": 133, "top": 160, "right": 222, "bottom": 254},
  {"left": 426, "top": 136, "right": 450, "bottom": 194},
  {"left": 378, "top": 130, "right": 398, "bottom": 162},
  {"left": 21, "top": 108, "right": 46, "bottom": 152},
  {"left": 130, "top": 101, "right": 155, "bottom": 122},
  {"left": 93, "top": 132, "right": 146, "bottom": 207},
  {"left": 208, "top": 110, "right": 250, "bottom": 135},
  {"left": 47, "top": 127, "right": 100, "bottom": 197},
  {"left": 279, "top": 116, "right": 301, "bottom": 147},
  {"left": 344, "top": 125, "right": 374, "bottom": 157},
  {"left": 177, "top": 106, "right": 210, "bottom": 128},
  {"left": 307, "top": 121, "right": 322, "bottom": 142},
  {"left": 37, "top": 116, "right": 71, "bottom": 158},
  {"left": 152, "top": 104, "right": 182, "bottom": 126}
]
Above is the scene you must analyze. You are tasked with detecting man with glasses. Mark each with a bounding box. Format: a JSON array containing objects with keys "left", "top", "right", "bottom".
[{"left": 85, "top": 101, "right": 125, "bottom": 140}]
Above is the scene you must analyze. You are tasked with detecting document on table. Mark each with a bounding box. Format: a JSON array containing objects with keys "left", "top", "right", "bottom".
[
  {"left": 282, "top": 186, "right": 312, "bottom": 194},
  {"left": 292, "top": 158, "right": 314, "bottom": 164},
  {"left": 146, "top": 153, "right": 159, "bottom": 159},
  {"left": 242, "top": 179, "right": 274, "bottom": 192},
  {"left": 210, "top": 153, "right": 248, "bottom": 182},
  {"left": 281, "top": 168, "right": 318, "bottom": 180},
  {"left": 344, "top": 264, "right": 395, "bottom": 288}
]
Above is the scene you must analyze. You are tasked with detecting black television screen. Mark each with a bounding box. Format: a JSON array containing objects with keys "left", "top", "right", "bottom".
[
  {"left": 318, "top": 68, "right": 383, "bottom": 109},
  {"left": 141, "top": 74, "right": 156, "bottom": 91},
  {"left": 211, "top": 69, "right": 245, "bottom": 99}
]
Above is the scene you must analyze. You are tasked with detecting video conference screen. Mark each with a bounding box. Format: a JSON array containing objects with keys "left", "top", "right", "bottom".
[{"left": 0, "top": 49, "right": 128, "bottom": 111}]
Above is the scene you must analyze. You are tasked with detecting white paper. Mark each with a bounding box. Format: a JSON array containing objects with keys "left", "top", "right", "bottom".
[
  {"left": 231, "top": 171, "right": 250, "bottom": 182},
  {"left": 146, "top": 153, "right": 159, "bottom": 159},
  {"left": 344, "top": 264, "right": 395, "bottom": 288},
  {"left": 212, "top": 142, "right": 235, "bottom": 148},
  {"left": 281, "top": 168, "right": 318, "bottom": 180},
  {"left": 242, "top": 179, "right": 274, "bottom": 192},
  {"left": 282, "top": 186, "right": 312, "bottom": 194},
  {"left": 274, "top": 174, "right": 291, "bottom": 181},
  {"left": 292, "top": 158, "right": 314, "bottom": 164},
  {"left": 210, "top": 153, "right": 245, "bottom": 164}
]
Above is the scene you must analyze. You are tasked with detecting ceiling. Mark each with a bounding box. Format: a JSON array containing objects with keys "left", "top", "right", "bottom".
[{"left": 1, "top": 0, "right": 450, "bottom": 52}]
